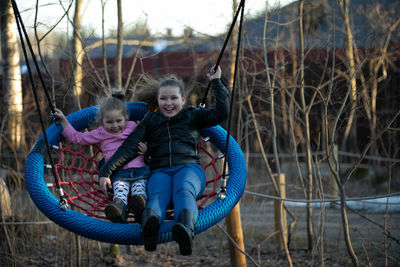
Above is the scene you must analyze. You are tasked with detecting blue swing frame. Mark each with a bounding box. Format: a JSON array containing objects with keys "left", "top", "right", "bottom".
[{"left": 25, "top": 102, "right": 247, "bottom": 245}]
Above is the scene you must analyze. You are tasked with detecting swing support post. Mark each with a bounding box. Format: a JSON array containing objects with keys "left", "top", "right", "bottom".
[
  {"left": 223, "top": 159, "right": 246, "bottom": 266},
  {"left": 226, "top": 202, "right": 246, "bottom": 267},
  {"left": 224, "top": 1, "right": 246, "bottom": 264},
  {"left": 273, "top": 174, "right": 288, "bottom": 250}
]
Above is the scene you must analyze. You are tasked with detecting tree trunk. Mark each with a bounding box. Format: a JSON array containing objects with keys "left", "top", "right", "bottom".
[
  {"left": 339, "top": 187, "right": 360, "bottom": 267},
  {"left": 101, "top": 0, "right": 111, "bottom": 91},
  {"left": 115, "top": 0, "right": 123, "bottom": 89},
  {"left": 339, "top": 0, "right": 357, "bottom": 151},
  {"left": 278, "top": 49, "right": 289, "bottom": 147},
  {"left": 0, "top": 169, "right": 12, "bottom": 218},
  {"left": 0, "top": 0, "right": 25, "bottom": 153},
  {"left": 367, "top": 17, "right": 400, "bottom": 158},
  {"left": 298, "top": 0, "right": 314, "bottom": 252},
  {"left": 72, "top": 0, "right": 83, "bottom": 109}
]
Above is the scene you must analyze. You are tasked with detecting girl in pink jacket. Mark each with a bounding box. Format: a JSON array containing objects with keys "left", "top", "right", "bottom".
[{"left": 53, "top": 92, "right": 149, "bottom": 223}]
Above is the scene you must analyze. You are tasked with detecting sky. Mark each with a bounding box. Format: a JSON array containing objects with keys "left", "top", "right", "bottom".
[{"left": 18, "top": 0, "right": 295, "bottom": 37}]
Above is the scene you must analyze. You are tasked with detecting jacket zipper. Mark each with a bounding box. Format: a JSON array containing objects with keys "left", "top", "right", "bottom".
[{"left": 167, "top": 119, "right": 172, "bottom": 167}]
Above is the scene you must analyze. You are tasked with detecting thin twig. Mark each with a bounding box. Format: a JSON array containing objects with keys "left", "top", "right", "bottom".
[{"left": 216, "top": 224, "right": 260, "bottom": 267}]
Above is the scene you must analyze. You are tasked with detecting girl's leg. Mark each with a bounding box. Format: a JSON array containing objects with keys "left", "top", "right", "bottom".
[
  {"left": 105, "top": 180, "right": 130, "bottom": 222},
  {"left": 130, "top": 179, "right": 148, "bottom": 222},
  {"left": 172, "top": 164, "right": 206, "bottom": 221},
  {"left": 113, "top": 180, "right": 130, "bottom": 204},
  {"left": 147, "top": 170, "right": 173, "bottom": 221},
  {"left": 141, "top": 169, "right": 172, "bottom": 251},
  {"left": 131, "top": 179, "right": 148, "bottom": 201},
  {"left": 171, "top": 164, "right": 206, "bottom": 256}
]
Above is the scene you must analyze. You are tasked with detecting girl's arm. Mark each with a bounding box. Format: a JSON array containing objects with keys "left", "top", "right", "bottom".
[
  {"left": 53, "top": 108, "right": 103, "bottom": 145},
  {"left": 195, "top": 66, "right": 230, "bottom": 128}
]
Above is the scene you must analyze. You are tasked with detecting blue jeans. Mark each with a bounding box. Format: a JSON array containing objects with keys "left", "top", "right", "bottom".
[{"left": 147, "top": 164, "right": 206, "bottom": 222}]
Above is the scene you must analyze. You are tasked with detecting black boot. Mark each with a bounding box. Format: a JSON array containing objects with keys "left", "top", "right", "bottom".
[
  {"left": 129, "top": 194, "right": 147, "bottom": 223},
  {"left": 172, "top": 209, "right": 196, "bottom": 256},
  {"left": 141, "top": 208, "right": 160, "bottom": 251},
  {"left": 105, "top": 198, "right": 127, "bottom": 223}
]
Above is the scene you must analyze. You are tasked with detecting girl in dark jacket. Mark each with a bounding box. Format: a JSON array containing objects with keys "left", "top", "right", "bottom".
[{"left": 99, "top": 66, "right": 229, "bottom": 255}]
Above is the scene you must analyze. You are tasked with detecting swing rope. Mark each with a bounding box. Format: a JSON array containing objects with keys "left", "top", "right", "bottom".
[
  {"left": 11, "top": 0, "right": 68, "bottom": 210},
  {"left": 219, "top": 0, "right": 246, "bottom": 199},
  {"left": 199, "top": 0, "right": 246, "bottom": 107},
  {"left": 195, "top": 0, "right": 246, "bottom": 199},
  {"left": 11, "top": 1, "right": 56, "bottom": 112}
]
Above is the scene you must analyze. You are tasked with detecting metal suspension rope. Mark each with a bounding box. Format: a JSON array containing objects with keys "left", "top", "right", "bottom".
[
  {"left": 11, "top": 1, "right": 56, "bottom": 113},
  {"left": 11, "top": 0, "right": 68, "bottom": 210},
  {"left": 199, "top": 0, "right": 245, "bottom": 107},
  {"left": 218, "top": 0, "right": 246, "bottom": 200}
]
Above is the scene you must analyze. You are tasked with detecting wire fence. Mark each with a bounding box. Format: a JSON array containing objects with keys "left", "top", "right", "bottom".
[
  {"left": 244, "top": 151, "right": 400, "bottom": 163},
  {"left": 244, "top": 190, "right": 400, "bottom": 203}
]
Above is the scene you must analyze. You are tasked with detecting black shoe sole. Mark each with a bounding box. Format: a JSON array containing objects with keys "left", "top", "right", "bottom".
[
  {"left": 105, "top": 204, "right": 126, "bottom": 223},
  {"left": 130, "top": 195, "right": 147, "bottom": 223},
  {"left": 172, "top": 223, "right": 193, "bottom": 256},
  {"left": 142, "top": 216, "right": 159, "bottom": 251}
]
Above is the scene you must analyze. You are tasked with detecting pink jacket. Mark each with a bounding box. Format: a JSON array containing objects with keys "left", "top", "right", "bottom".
[{"left": 62, "top": 121, "right": 145, "bottom": 169}]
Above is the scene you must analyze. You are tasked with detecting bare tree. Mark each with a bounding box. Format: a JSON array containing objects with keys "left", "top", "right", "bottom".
[
  {"left": 115, "top": 0, "right": 123, "bottom": 89},
  {"left": 338, "top": 0, "right": 357, "bottom": 151},
  {"left": 0, "top": 0, "right": 25, "bottom": 153},
  {"left": 101, "top": 0, "right": 111, "bottom": 91},
  {"left": 72, "top": 0, "right": 83, "bottom": 109},
  {"left": 298, "top": 0, "right": 315, "bottom": 253},
  {"left": 363, "top": 14, "right": 400, "bottom": 158}
]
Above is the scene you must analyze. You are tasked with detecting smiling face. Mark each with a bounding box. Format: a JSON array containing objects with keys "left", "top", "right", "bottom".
[
  {"left": 157, "top": 85, "right": 186, "bottom": 117},
  {"left": 102, "top": 109, "right": 127, "bottom": 134}
]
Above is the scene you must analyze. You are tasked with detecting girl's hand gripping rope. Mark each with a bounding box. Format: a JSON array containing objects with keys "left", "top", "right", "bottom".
[
  {"left": 52, "top": 108, "right": 69, "bottom": 128},
  {"left": 207, "top": 65, "right": 222, "bottom": 80}
]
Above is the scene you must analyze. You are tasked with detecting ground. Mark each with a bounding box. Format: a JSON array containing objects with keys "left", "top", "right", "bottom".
[
  {"left": 24, "top": 201, "right": 398, "bottom": 266},
  {"left": 2, "top": 184, "right": 400, "bottom": 266}
]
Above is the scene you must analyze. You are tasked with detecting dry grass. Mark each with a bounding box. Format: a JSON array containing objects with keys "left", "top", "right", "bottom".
[{"left": 1, "top": 182, "right": 400, "bottom": 266}]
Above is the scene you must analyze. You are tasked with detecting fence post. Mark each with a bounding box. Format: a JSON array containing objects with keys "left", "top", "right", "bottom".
[
  {"left": 274, "top": 173, "right": 287, "bottom": 250},
  {"left": 0, "top": 169, "right": 12, "bottom": 219},
  {"left": 109, "top": 244, "right": 120, "bottom": 258},
  {"left": 223, "top": 158, "right": 246, "bottom": 267},
  {"left": 226, "top": 202, "right": 246, "bottom": 267}
]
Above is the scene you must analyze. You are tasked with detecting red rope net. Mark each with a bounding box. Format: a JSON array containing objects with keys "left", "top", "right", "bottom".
[{"left": 47, "top": 139, "right": 223, "bottom": 222}]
